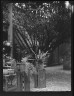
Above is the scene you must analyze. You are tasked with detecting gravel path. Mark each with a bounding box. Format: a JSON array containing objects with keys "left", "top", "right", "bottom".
[{"left": 30, "top": 65, "right": 71, "bottom": 91}]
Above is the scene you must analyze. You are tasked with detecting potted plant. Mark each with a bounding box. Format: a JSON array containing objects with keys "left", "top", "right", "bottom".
[
  {"left": 35, "top": 50, "right": 49, "bottom": 70},
  {"left": 32, "top": 49, "right": 49, "bottom": 88}
]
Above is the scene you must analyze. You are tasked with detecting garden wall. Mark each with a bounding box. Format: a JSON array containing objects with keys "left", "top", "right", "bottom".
[{"left": 47, "top": 38, "right": 71, "bottom": 70}]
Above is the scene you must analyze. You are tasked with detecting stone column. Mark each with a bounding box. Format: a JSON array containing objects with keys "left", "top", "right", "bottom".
[{"left": 8, "top": 3, "right": 13, "bottom": 58}]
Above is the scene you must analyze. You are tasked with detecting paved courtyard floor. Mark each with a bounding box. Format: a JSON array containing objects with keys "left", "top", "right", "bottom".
[
  {"left": 30, "top": 65, "right": 71, "bottom": 91},
  {"left": 3, "top": 65, "right": 71, "bottom": 92}
]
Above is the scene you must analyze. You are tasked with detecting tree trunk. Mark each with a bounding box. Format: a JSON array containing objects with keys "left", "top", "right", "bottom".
[{"left": 8, "top": 3, "right": 13, "bottom": 57}]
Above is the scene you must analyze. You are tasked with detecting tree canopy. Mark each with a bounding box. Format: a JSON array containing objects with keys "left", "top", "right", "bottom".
[{"left": 2, "top": 1, "right": 72, "bottom": 57}]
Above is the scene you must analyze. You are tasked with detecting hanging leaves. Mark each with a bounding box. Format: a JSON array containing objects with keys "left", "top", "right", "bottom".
[{"left": 3, "top": 1, "right": 71, "bottom": 55}]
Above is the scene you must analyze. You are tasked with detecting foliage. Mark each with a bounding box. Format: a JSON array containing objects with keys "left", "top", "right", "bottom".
[
  {"left": 21, "top": 56, "right": 37, "bottom": 74},
  {"left": 2, "top": 1, "right": 72, "bottom": 66}
]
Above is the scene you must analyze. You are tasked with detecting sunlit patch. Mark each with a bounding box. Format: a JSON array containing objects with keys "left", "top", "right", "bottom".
[
  {"left": 15, "top": 3, "right": 18, "bottom": 6},
  {"left": 65, "top": 1, "right": 70, "bottom": 9},
  {"left": 22, "top": 3, "right": 26, "bottom": 7},
  {"left": 15, "top": 3, "right": 21, "bottom": 8},
  {"left": 72, "top": 5, "right": 74, "bottom": 13}
]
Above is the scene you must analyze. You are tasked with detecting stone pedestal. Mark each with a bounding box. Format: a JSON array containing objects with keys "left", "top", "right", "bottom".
[
  {"left": 33, "top": 73, "right": 38, "bottom": 88},
  {"left": 24, "top": 72, "right": 30, "bottom": 91},
  {"left": 16, "top": 63, "right": 30, "bottom": 91},
  {"left": 38, "top": 69, "right": 46, "bottom": 88},
  {"left": 34, "top": 69, "right": 46, "bottom": 88},
  {"left": 17, "top": 71, "right": 30, "bottom": 91},
  {"left": 17, "top": 71, "right": 22, "bottom": 91}
]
